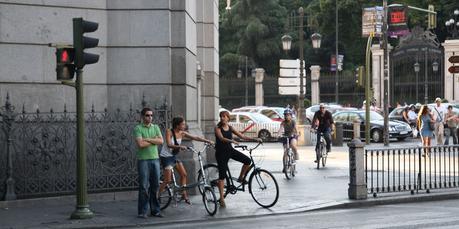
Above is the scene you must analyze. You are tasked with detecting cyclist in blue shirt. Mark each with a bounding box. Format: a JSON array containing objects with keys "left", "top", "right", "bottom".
[{"left": 312, "top": 104, "right": 334, "bottom": 162}]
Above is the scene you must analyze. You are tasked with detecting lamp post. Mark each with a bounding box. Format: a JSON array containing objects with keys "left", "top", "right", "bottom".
[
  {"left": 281, "top": 7, "right": 321, "bottom": 124},
  {"left": 445, "top": 9, "right": 459, "bottom": 39},
  {"left": 237, "top": 56, "right": 249, "bottom": 106},
  {"left": 414, "top": 62, "right": 420, "bottom": 102}
]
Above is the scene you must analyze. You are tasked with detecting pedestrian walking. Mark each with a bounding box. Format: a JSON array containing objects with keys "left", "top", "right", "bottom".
[
  {"left": 418, "top": 105, "right": 434, "bottom": 156},
  {"left": 133, "top": 107, "right": 164, "bottom": 218},
  {"left": 432, "top": 98, "right": 447, "bottom": 145},
  {"left": 444, "top": 105, "right": 458, "bottom": 145}
]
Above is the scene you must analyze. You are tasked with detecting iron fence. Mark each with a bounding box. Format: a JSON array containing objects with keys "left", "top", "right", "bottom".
[
  {"left": 366, "top": 145, "right": 459, "bottom": 197},
  {"left": 0, "top": 95, "right": 171, "bottom": 200}
]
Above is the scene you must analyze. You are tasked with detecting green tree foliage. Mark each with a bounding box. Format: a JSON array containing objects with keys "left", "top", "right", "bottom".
[{"left": 219, "top": 0, "right": 456, "bottom": 78}]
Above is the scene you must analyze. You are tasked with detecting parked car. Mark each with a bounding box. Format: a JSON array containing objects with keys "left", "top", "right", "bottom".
[
  {"left": 228, "top": 112, "right": 280, "bottom": 141},
  {"left": 332, "top": 110, "right": 412, "bottom": 142},
  {"left": 232, "top": 106, "right": 293, "bottom": 122},
  {"left": 305, "top": 104, "right": 357, "bottom": 124}
]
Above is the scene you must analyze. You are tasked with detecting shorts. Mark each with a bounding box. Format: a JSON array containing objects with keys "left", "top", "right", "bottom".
[
  {"left": 160, "top": 156, "right": 180, "bottom": 170},
  {"left": 281, "top": 136, "right": 298, "bottom": 145}
]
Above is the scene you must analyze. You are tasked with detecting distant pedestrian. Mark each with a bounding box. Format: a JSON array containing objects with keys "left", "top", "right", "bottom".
[
  {"left": 134, "top": 107, "right": 164, "bottom": 218},
  {"left": 432, "top": 98, "right": 447, "bottom": 145},
  {"left": 418, "top": 105, "right": 434, "bottom": 156},
  {"left": 444, "top": 105, "right": 458, "bottom": 145}
]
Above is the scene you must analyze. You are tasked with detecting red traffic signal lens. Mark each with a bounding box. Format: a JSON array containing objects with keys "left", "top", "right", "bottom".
[{"left": 61, "top": 50, "right": 69, "bottom": 62}]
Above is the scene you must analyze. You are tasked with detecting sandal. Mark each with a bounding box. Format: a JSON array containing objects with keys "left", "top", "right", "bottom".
[
  {"left": 219, "top": 199, "right": 226, "bottom": 208},
  {"left": 237, "top": 178, "right": 248, "bottom": 185},
  {"left": 180, "top": 196, "right": 192, "bottom": 205}
]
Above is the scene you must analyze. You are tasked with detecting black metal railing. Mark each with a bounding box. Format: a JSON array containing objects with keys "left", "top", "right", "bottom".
[
  {"left": 0, "top": 94, "right": 171, "bottom": 200},
  {"left": 366, "top": 145, "right": 459, "bottom": 197}
]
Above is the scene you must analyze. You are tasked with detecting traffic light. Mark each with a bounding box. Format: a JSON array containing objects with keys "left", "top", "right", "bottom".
[
  {"left": 73, "top": 18, "right": 99, "bottom": 69},
  {"left": 56, "top": 47, "right": 75, "bottom": 80},
  {"left": 427, "top": 5, "right": 436, "bottom": 30}
]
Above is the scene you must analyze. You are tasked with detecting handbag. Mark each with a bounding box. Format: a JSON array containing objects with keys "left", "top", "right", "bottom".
[
  {"left": 171, "top": 128, "right": 180, "bottom": 155},
  {"left": 429, "top": 121, "right": 435, "bottom": 131}
]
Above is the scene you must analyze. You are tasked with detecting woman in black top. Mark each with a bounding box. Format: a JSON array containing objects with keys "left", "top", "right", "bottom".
[{"left": 215, "top": 111, "right": 262, "bottom": 207}]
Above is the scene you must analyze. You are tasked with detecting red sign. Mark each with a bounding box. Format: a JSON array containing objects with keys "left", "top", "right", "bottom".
[
  {"left": 448, "top": 56, "right": 459, "bottom": 64},
  {"left": 390, "top": 11, "right": 406, "bottom": 24},
  {"left": 448, "top": 66, "right": 459, "bottom": 74}
]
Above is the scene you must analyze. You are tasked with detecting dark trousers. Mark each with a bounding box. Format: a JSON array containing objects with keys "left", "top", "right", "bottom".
[{"left": 316, "top": 128, "right": 332, "bottom": 152}]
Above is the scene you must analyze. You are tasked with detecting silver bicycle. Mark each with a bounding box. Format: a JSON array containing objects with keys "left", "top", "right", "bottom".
[{"left": 158, "top": 143, "right": 217, "bottom": 216}]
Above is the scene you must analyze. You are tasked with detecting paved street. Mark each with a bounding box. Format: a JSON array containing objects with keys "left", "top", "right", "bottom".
[
  {"left": 2, "top": 138, "right": 454, "bottom": 229},
  {"left": 157, "top": 198, "right": 459, "bottom": 229}
]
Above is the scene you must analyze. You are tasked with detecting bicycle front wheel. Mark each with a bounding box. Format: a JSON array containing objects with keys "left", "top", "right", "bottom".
[
  {"left": 159, "top": 185, "right": 172, "bottom": 210},
  {"left": 321, "top": 143, "right": 327, "bottom": 167},
  {"left": 284, "top": 151, "right": 292, "bottom": 180},
  {"left": 197, "top": 164, "right": 219, "bottom": 195},
  {"left": 248, "top": 168, "right": 279, "bottom": 208},
  {"left": 202, "top": 186, "right": 218, "bottom": 216}
]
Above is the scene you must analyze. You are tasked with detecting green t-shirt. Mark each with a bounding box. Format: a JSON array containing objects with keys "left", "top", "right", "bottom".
[{"left": 133, "top": 123, "right": 162, "bottom": 160}]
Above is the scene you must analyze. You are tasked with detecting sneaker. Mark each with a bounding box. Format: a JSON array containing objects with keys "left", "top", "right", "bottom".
[
  {"left": 137, "top": 214, "right": 148, "bottom": 219},
  {"left": 237, "top": 178, "right": 248, "bottom": 185},
  {"left": 314, "top": 160, "right": 317, "bottom": 163},
  {"left": 151, "top": 213, "right": 164, "bottom": 218}
]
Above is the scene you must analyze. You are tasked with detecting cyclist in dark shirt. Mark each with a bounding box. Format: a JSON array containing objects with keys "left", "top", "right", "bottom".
[
  {"left": 312, "top": 104, "right": 334, "bottom": 162},
  {"left": 215, "top": 111, "right": 262, "bottom": 208}
]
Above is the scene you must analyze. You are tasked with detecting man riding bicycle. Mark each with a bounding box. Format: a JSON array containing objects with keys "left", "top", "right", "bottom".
[
  {"left": 312, "top": 104, "right": 334, "bottom": 163},
  {"left": 278, "top": 108, "right": 299, "bottom": 173}
]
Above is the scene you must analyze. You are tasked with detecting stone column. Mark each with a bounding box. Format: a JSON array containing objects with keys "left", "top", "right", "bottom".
[
  {"left": 348, "top": 139, "right": 367, "bottom": 200},
  {"left": 196, "top": 0, "right": 219, "bottom": 163},
  {"left": 310, "top": 65, "right": 321, "bottom": 105},
  {"left": 442, "top": 39, "right": 459, "bottom": 102},
  {"left": 371, "top": 44, "right": 384, "bottom": 108},
  {"left": 254, "top": 68, "right": 265, "bottom": 106}
]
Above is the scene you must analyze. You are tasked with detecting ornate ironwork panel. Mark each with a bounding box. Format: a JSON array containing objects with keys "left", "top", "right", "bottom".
[
  {"left": 0, "top": 101, "right": 171, "bottom": 199},
  {"left": 390, "top": 26, "right": 444, "bottom": 105}
]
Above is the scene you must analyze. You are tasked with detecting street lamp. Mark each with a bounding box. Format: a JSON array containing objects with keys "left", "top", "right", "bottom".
[
  {"left": 445, "top": 9, "right": 459, "bottom": 39},
  {"left": 414, "top": 62, "right": 420, "bottom": 101},
  {"left": 281, "top": 7, "right": 321, "bottom": 125}
]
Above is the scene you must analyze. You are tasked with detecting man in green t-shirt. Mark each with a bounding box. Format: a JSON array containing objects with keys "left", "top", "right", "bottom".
[{"left": 134, "top": 107, "right": 163, "bottom": 218}]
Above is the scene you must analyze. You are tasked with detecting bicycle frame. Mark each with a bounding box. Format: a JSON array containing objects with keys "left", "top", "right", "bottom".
[
  {"left": 224, "top": 142, "right": 263, "bottom": 196},
  {"left": 166, "top": 143, "right": 212, "bottom": 195}
]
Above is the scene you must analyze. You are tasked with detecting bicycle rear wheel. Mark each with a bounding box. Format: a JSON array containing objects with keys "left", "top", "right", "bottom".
[
  {"left": 197, "top": 164, "right": 219, "bottom": 195},
  {"left": 290, "top": 153, "right": 296, "bottom": 177},
  {"left": 202, "top": 186, "right": 218, "bottom": 216},
  {"left": 321, "top": 142, "right": 327, "bottom": 167},
  {"left": 249, "top": 168, "right": 279, "bottom": 208},
  {"left": 159, "top": 184, "right": 172, "bottom": 210},
  {"left": 315, "top": 147, "right": 321, "bottom": 169}
]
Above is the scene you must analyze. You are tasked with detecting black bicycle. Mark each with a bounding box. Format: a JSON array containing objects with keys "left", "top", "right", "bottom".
[{"left": 197, "top": 142, "right": 279, "bottom": 208}]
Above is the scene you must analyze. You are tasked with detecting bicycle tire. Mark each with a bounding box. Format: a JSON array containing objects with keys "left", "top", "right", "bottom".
[
  {"left": 290, "top": 153, "right": 296, "bottom": 177},
  {"left": 248, "top": 168, "right": 279, "bottom": 208},
  {"left": 197, "top": 164, "right": 219, "bottom": 195},
  {"left": 321, "top": 142, "right": 327, "bottom": 167},
  {"left": 284, "top": 150, "right": 292, "bottom": 180},
  {"left": 159, "top": 185, "right": 172, "bottom": 210},
  {"left": 202, "top": 186, "right": 218, "bottom": 216},
  {"left": 316, "top": 147, "right": 321, "bottom": 169}
]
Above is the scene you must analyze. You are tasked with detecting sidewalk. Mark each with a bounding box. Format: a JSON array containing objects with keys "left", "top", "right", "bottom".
[{"left": 1, "top": 144, "right": 459, "bottom": 228}]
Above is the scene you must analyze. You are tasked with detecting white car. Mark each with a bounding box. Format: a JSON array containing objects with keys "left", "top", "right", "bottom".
[
  {"left": 305, "top": 104, "right": 357, "bottom": 124},
  {"left": 228, "top": 112, "right": 281, "bottom": 141},
  {"left": 232, "top": 106, "right": 294, "bottom": 122}
]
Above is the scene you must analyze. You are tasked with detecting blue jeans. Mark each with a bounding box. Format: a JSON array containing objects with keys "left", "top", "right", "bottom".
[
  {"left": 316, "top": 128, "right": 332, "bottom": 152},
  {"left": 137, "top": 159, "right": 161, "bottom": 215}
]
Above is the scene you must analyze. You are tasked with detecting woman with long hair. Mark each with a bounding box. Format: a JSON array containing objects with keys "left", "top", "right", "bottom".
[
  {"left": 159, "top": 117, "right": 213, "bottom": 204},
  {"left": 215, "top": 111, "right": 262, "bottom": 207},
  {"left": 418, "top": 105, "right": 434, "bottom": 156}
]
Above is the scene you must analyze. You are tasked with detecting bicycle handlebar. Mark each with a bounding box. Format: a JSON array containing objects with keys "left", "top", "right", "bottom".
[
  {"left": 234, "top": 141, "right": 263, "bottom": 151},
  {"left": 186, "top": 142, "right": 214, "bottom": 153}
]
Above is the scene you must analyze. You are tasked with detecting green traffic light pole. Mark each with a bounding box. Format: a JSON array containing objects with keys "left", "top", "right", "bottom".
[{"left": 70, "top": 68, "right": 94, "bottom": 219}]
